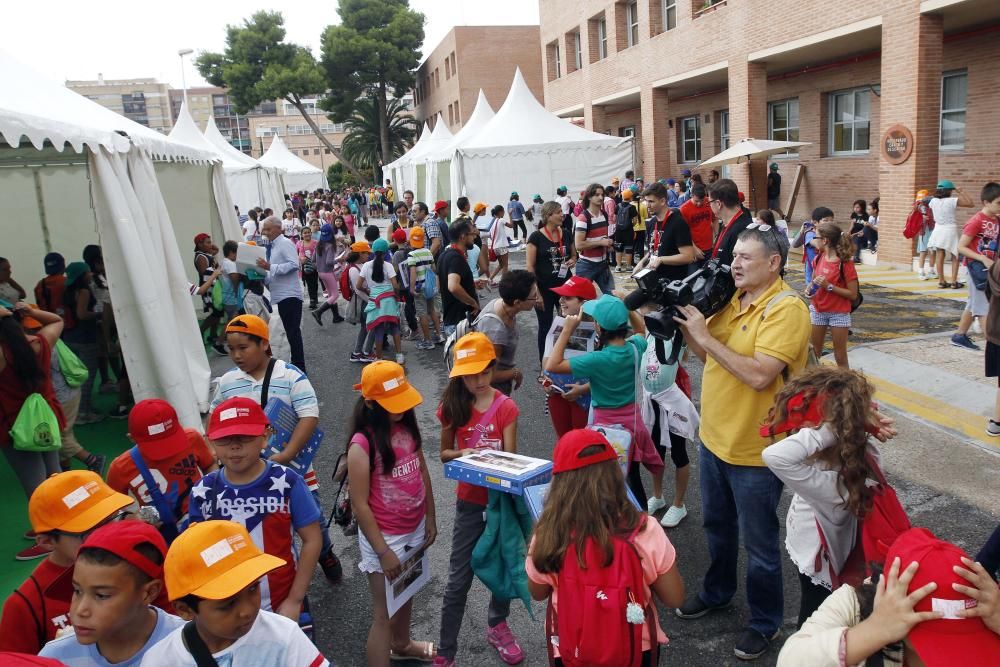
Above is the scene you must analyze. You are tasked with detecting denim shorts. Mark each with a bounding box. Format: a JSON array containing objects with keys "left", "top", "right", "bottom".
[{"left": 809, "top": 306, "right": 851, "bottom": 328}]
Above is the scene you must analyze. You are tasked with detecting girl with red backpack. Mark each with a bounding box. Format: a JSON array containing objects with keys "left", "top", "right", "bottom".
[
  {"left": 526, "top": 428, "right": 685, "bottom": 667},
  {"left": 761, "top": 366, "right": 899, "bottom": 628},
  {"left": 806, "top": 222, "right": 860, "bottom": 368}
]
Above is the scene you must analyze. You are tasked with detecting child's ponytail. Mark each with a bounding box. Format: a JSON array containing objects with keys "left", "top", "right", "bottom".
[
  {"left": 817, "top": 221, "right": 855, "bottom": 264},
  {"left": 372, "top": 250, "right": 386, "bottom": 283}
]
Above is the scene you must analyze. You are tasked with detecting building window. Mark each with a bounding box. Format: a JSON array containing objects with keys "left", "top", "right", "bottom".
[
  {"left": 448, "top": 103, "right": 454, "bottom": 125},
  {"left": 719, "top": 110, "right": 730, "bottom": 150},
  {"left": 573, "top": 31, "right": 583, "bottom": 71},
  {"left": 940, "top": 70, "right": 967, "bottom": 150},
  {"left": 549, "top": 41, "right": 561, "bottom": 80},
  {"left": 445, "top": 59, "right": 451, "bottom": 79},
  {"left": 768, "top": 98, "right": 800, "bottom": 155},
  {"left": 597, "top": 18, "right": 608, "bottom": 59},
  {"left": 625, "top": 1, "right": 640, "bottom": 48},
  {"left": 662, "top": 0, "right": 677, "bottom": 31},
  {"left": 325, "top": 149, "right": 331, "bottom": 154},
  {"left": 313, "top": 148, "right": 320, "bottom": 155},
  {"left": 619, "top": 126, "right": 635, "bottom": 138},
  {"left": 681, "top": 116, "right": 701, "bottom": 163},
  {"left": 450, "top": 52, "right": 457, "bottom": 76},
  {"left": 829, "top": 88, "right": 871, "bottom": 155},
  {"left": 454, "top": 99, "right": 459, "bottom": 122}
]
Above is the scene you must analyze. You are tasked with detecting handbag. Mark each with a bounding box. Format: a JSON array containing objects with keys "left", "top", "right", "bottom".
[
  {"left": 10, "top": 394, "right": 62, "bottom": 452},
  {"left": 968, "top": 260, "right": 988, "bottom": 292}
]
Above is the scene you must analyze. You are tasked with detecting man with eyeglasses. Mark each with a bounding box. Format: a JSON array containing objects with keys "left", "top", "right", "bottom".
[
  {"left": 707, "top": 179, "right": 755, "bottom": 268},
  {"left": 671, "top": 226, "right": 811, "bottom": 660}
]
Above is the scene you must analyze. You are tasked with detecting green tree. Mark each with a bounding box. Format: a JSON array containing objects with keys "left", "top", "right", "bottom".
[
  {"left": 197, "top": 11, "right": 366, "bottom": 183},
  {"left": 321, "top": 0, "right": 424, "bottom": 183},
  {"left": 340, "top": 95, "right": 416, "bottom": 174}
]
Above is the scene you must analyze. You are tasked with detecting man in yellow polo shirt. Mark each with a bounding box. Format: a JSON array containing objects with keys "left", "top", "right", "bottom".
[{"left": 671, "top": 225, "right": 810, "bottom": 661}]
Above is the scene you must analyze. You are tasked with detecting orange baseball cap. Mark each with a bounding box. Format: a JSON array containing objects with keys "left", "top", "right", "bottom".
[
  {"left": 225, "top": 314, "right": 269, "bottom": 342},
  {"left": 353, "top": 360, "right": 423, "bottom": 413},
  {"left": 351, "top": 240, "right": 372, "bottom": 253},
  {"left": 409, "top": 226, "right": 426, "bottom": 248},
  {"left": 448, "top": 332, "right": 496, "bottom": 378},
  {"left": 622, "top": 189, "right": 634, "bottom": 201},
  {"left": 473, "top": 201, "right": 487, "bottom": 214},
  {"left": 916, "top": 189, "right": 929, "bottom": 200},
  {"left": 29, "top": 470, "right": 133, "bottom": 534},
  {"left": 163, "top": 520, "right": 285, "bottom": 601}
]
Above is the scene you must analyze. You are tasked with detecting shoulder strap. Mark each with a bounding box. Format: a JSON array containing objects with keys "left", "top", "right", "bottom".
[
  {"left": 466, "top": 392, "right": 509, "bottom": 451},
  {"left": 12, "top": 576, "right": 46, "bottom": 650},
  {"left": 763, "top": 289, "right": 802, "bottom": 319},
  {"left": 128, "top": 447, "right": 179, "bottom": 539},
  {"left": 182, "top": 620, "right": 220, "bottom": 667},
  {"left": 259, "top": 357, "right": 277, "bottom": 410}
]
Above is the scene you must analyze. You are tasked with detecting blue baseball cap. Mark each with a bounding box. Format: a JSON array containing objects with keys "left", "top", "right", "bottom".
[
  {"left": 371, "top": 238, "right": 389, "bottom": 253},
  {"left": 44, "top": 252, "right": 65, "bottom": 276},
  {"left": 319, "top": 223, "right": 334, "bottom": 242},
  {"left": 582, "top": 293, "right": 629, "bottom": 330}
]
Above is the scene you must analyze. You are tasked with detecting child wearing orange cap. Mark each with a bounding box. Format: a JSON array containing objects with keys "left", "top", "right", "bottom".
[
  {"left": 0, "top": 471, "right": 134, "bottom": 654},
  {"left": 348, "top": 361, "right": 437, "bottom": 664},
  {"left": 526, "top": 429, "right": 684, "bottom": 666},
  {"left": 39, "top": 521, "right": 182, "bottom": 665},
  {"left": 189, "top": 397, "right": 323, "bottom": 622},
  {"left": 435, "top": 333, "right": 523, "bottom": 666},
  {"left": 140, "top": 521, "right": 329, "bottom": 666}
]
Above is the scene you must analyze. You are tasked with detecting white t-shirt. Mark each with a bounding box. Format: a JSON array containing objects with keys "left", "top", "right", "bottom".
[
  {"left": 556, "top": 195, "right": 573, "bottom": 215},
  {"left": 242, "top": 219, "right": 259, "bottom": 240},
  {"left": 281, "top": 218, "right": 301, "bottom": 237},
  {"left": 360, "top": 260, "right": 396, "bottom": 288},
  {"left": 139, "top": 609, "right": 329, "bottom": 667},
  {"left": 489, "top": 217, "right": 510, "bottom": 250},
  {"left": 929, "top": 197, "right": 958, "bottom": 228}
]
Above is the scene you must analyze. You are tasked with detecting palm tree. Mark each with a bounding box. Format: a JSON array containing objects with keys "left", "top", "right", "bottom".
[{"left": 339, "top": 96, "right": 416, "bottom": 183}]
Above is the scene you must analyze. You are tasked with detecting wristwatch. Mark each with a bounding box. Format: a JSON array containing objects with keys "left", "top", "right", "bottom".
[{"left": 826, "top": 284, "right": 834, "bottom": 292}]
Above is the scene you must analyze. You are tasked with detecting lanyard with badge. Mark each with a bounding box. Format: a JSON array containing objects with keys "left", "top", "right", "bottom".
[{"left": 542, "top": 226, "right": 568, "bottom": 277}]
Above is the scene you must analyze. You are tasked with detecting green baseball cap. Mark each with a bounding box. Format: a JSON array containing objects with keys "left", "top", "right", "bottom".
[
  {"left": 65, "top": 261, "right": 90, "bottom": 285},
  {"left": 769, "top": 163, "right": 779, "bottom": 170},
  {"left": 510, "top": 191, "right": 519, "bottom": 197},
  {"left": 581, "top": 293, "right": 629, "bottom": 330},
  {"left": 937, "top": 179, "right": 955, "bottom": 190}
]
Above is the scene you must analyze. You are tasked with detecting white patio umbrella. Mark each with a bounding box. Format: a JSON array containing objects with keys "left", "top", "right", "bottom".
[{"left": 697, "top": 138, "right": 810, "bottom": 208}]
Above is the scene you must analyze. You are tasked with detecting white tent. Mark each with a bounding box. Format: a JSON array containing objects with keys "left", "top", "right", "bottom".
[
  {"left": 0, "top": 51, "right": 237, "bottom": 427},
  {"left": 258, "top": 135, "right": 326, "bottom": 194},
  {"left": 170, "top": 102, "right": 284, "bottom": 215},
  {"left": 453, "top": 68, "right": 633, "bottom": 209},
  {"left": 425, "top": 91, "right": 495, "bottom": 203},
  {"left": 385, "top": 121, "right": 431, "bottom": 197},
  {"left": 408, "top": 115, "right": 453, "bottom": 202},
  {"left": 203, "top": 116, "right": 288, "bottom": 210}
]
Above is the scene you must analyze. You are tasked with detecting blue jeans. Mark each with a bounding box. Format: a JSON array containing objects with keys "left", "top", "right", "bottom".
[
  {"left": 698, "top": 444, "right": 784, "bottom": 636},
  {"left": 574, "top": 258, "right": 615, "bottom": 294}
]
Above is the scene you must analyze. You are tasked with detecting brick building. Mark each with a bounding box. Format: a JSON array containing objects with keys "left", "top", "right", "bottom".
[
  {"left": 66, "top": 76, "right": 173, "bottom": 133},
  {"left": 539, "top": 0, "right": 1000, "bottom": 266},
  {"left": 414, "top": 26, "right": 545, "bottom": 132}
]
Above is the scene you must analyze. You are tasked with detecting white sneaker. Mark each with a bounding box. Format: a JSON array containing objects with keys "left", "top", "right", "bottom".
[
  {"left": 646, "top": 496, "right": 667, "bottom": 514},
  {"left": 972, "top": 319, "right": 983, "bottom": 335},
  {"left": 660, "top": 505, "right": 688, "bottom": 528},
  {"left": 918, "top": 269, "right": 926, "bottom": 280},
  {"left": 395, "top": 353, "right": 405, "bottom": 365},
  {"left": 928, "top": 270, "right": 939, "bottom": 280}
]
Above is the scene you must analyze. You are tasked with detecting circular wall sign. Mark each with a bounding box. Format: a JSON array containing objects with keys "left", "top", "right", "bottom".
[{"left": 882, "top": 124, "right": 914, "bottom": 165}]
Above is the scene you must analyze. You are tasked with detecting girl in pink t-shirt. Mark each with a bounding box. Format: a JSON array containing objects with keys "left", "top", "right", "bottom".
[
  {"left": 526, "top": 428, "right": 685, "bottom": 666},
  {"left": 347, "top": 360, "right": 437, "bottom": 665}
]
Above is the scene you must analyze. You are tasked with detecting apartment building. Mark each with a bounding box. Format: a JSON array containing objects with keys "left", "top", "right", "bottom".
[
  {"left": 66, "top": 76, "right": 173, "bottom": 133},
  {"left": 248, "top": 99, "right": 347, "bottom": 171},
  {"left": 169, "top": 87, "right": 252, "bottom": 154},
  {"left": 413, "top": 26, "right": 544, "bottom": 132},
  {"left": 539, "top": 0, "right": 1000, "bottom": 265}
]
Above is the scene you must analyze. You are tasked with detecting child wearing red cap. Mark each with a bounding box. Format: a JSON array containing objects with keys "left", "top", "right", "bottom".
[
  {"left": 106, "top": 399, "right": 217, "bottom": 541},
  {"left": 526, "top": 429, "right": 685, "bottom": 666},
  {"left": 778, "top": 527, "right": 1000, "bottom": 666},
  {"left": 761, "top": 366, "right": 897, "bottom": 627},
  {"left": 540, "top": 276, "right": 597, "bottom": 436},
  {"left": 347, "top": 361, "right": 438, "bottom": 664},
  {"left": 39, "top": 521, "right": 183, "bottom": 665},
  {"left": 435, "top": 333, "right": 523, "bottom": 666},
  {"left": 188, "top": 397, "right": 322, "bottom": 622}
]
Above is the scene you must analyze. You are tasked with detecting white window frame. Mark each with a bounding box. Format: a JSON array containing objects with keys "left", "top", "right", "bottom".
[
  {"left": 681, "top": 116, "right": 701, "bottom": 163},
  {"left": 828, "top": 88, "right": 871, "bottom": 156},
  {"left": 554, "top": 43, "right": 561, "bottom": 78},
  {"left": 768, "top": 98, "right": 800, "bottom": 157},
  {"left": 662, "top": 0, "right": 677, "bottom": 31},
  {"left": 940, "top": 70, "right": 967, "bottom": 150},
  {"left": 574, "top": 31, "right": 583, "bottom": 70},
  {"left": 626, "top": 1, "right": 639, "bottom": 48},
  {"left": 597, "top": 18, "right": 608, "bottom": 60}
]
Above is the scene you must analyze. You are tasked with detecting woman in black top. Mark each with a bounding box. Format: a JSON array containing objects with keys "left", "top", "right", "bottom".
[
  {"left": 849, "top": 199, "right": 868, "bottom": 262},
  {"left": 526, "top": 201, "right": 576, "bottom": 361}
]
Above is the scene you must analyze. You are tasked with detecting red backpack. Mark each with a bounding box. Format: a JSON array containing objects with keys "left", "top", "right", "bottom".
[
  {"left": 816, "top": 453, "right": 911, "bottom": 588},
  {"left": 547, "top": 519, "right": 656, "bottom": 667},
  {"left": 903, "top": 201, "right": 934, "bottom": 239},
  {"left": 339, "top": 265, "right": 355, "bottom": 300}
]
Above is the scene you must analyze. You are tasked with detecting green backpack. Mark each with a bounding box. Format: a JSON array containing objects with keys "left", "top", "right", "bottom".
[
  {"left": 55, "top": 340, "right": 89, "bottom": 388},
  {"left": 9, "top": 394, "right": 62, "bottom": 452},
  {"left": 211, "top": 277, "right": 225, "bottom": 311}
]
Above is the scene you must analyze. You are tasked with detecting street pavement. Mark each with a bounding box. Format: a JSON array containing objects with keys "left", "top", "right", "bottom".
[{"left": 274, "top": 231, "right": 999, "bottom": 667}]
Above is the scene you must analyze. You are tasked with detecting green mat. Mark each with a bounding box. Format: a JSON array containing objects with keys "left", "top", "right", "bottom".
[{"left": 0, "top": 391, "right": 130, "bottom": 598}]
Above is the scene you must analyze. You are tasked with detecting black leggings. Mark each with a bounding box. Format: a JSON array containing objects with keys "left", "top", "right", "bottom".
[
  {"left": 536, "top": 287, "right": 560, "bottom": 362},
  {"left": 649, "top": 398, "right": 690, "bottom": 469},
  {"left": 798, "top": 572, "right": 832, "bottom": 627},
  {"left": 302, "top": 271, "right": 319, "bottom": 306},
  {"left": 511, "top": 218, "right": 527, "bottom": 240},
  {"left": 632, "top": 230, "right": 647, "bottom": 258}
]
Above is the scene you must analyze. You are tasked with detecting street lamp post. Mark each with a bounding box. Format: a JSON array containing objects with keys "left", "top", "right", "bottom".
[{"left": 177, "top": 48, "right": 193, "bottom": 107}]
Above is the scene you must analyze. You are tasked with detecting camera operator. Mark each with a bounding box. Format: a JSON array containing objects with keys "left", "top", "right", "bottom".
[
  {"left": 708, "top": 179, "right": 755, "bottom": 268},
  {"left": 633, "top": 182, "right": 696, "bottom": 279},
  {"left": 671, "top": 226, "right": 811, "bottom": 661}
]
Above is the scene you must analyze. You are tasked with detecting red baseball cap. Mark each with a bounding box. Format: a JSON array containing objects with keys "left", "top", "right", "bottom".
[
  {"left": 129, "top": 399, "right": 190, "bottom": 461},
  {"left": 392, "top": 228, "right": 408, "bottom": 244},
  {"left": 885, "top": 528, "right": 1000, "bottom": 665},
  {"left": 193, "top": 233, "right": 210, "bottom": 247},
  {"left": 552, "top": 428, "right": 618, "bottom": 474},
  {"left": 551, "top": 276, "right": 597, "bottom": 301},
  {"left": 433, "top": 200, "right": 449, "bottom": 211},
  {"left": 80, "top": 520, "right": 168, "bottom": 580},
  {"left": 207, "top": 397, "right": 270, "bottom": 440}
]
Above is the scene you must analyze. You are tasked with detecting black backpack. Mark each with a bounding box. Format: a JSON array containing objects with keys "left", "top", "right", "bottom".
[{"left": 616, "top": 201, "right": 634, "bottom": 231}]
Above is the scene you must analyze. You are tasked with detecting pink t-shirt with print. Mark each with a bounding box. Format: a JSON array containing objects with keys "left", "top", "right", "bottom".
[
  {"left": 525, "top": 515, "right": 676, "bottom": 655},
  {"left": 350, "top": 425, "right": 426, "bottom": 535}
]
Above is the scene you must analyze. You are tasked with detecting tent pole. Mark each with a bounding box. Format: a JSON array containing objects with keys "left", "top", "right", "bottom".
[{"left": 32, "top": 169, "right": 53, "bottom": 252}]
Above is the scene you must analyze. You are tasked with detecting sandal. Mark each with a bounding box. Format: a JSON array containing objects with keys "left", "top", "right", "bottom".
[
  {"left": 953, "top": 282, "right": 965, "bottom": 289},
  {"left": 938, "top": 281, "right": 951, "bottom": 289},
  {"left": 390, "top": 641, "right": 436, "bottom": 663}
]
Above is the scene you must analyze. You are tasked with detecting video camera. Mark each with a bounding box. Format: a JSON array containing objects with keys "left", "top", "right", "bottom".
[{"left": 623, "top": 260, "right": 736, "bottom": 365}]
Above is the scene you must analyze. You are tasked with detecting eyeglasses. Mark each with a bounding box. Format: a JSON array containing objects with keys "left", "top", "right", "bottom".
[
  {"left": 708, "top": 199, "right": 722, "bottom": 207},
  {"left": 747, "top": 222, "right": 772, "bottom": 231}
]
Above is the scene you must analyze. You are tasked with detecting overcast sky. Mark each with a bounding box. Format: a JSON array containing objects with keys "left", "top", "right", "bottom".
[{"left": 5, "top": 0, "right": 539, "bottom": 88}]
